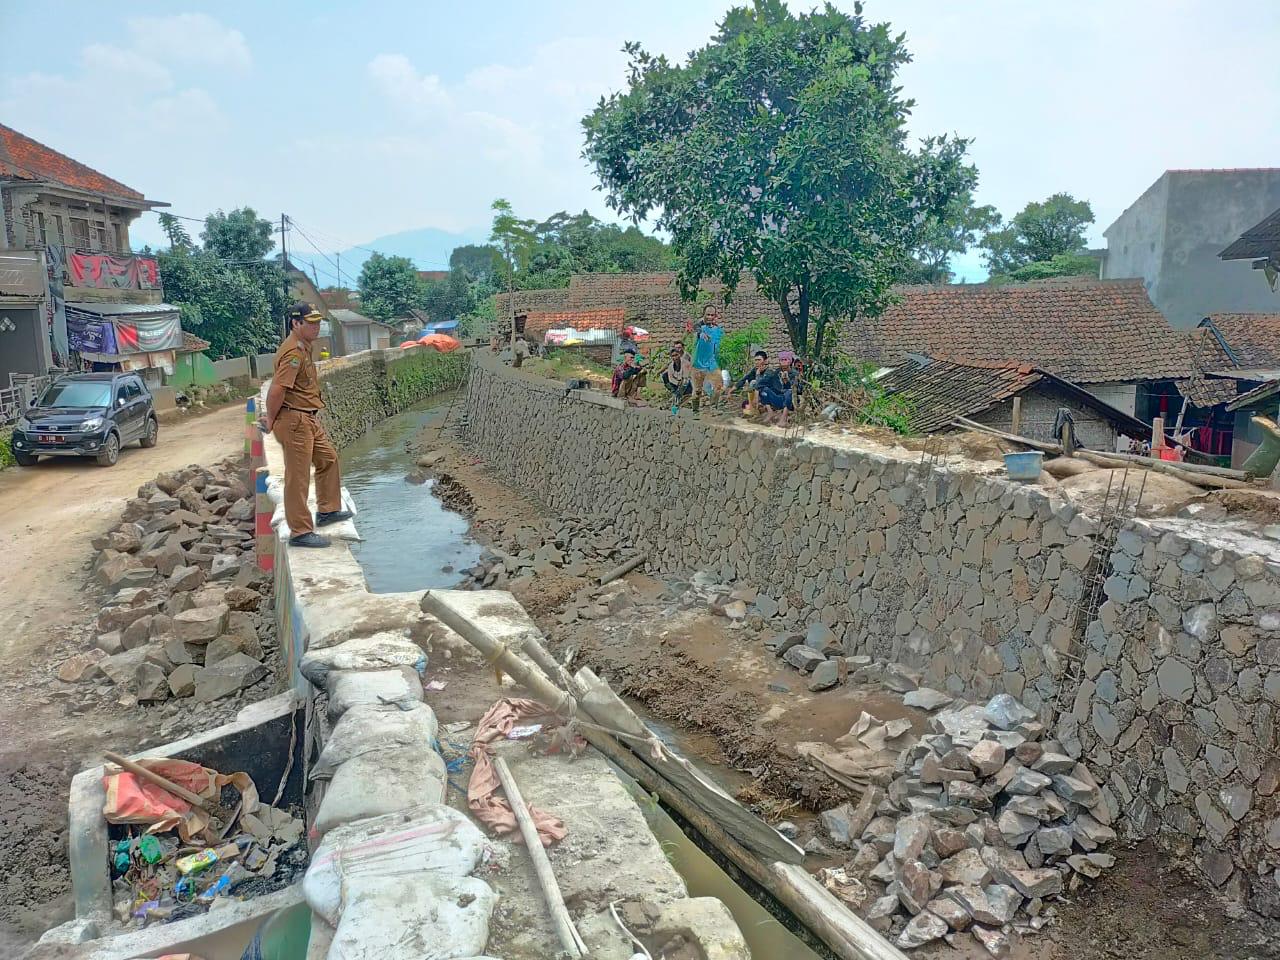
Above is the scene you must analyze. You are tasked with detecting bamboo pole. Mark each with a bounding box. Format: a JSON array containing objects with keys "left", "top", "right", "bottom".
[
  {"left": 103, "top": 751, "right": 211, "bottom": 813},
  {"left": 597, "top": 553, "right": 647, "bottom": 586},
  {"left": 951, "top": 416, "right": 1255, "bottom": 488},
  {"left": 493, "top": 756, "right": 588, "bottom": 957}
]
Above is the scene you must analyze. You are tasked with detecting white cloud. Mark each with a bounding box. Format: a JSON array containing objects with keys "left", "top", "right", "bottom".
[
  {"left": 367, "top": 54, "right": 450, "bottom": 113},
  {"left": 81, "top": 44, "right": 173, "bottom": 89},
  {"left": 127, "top": 13, "right": 252, "bottom": 72}
]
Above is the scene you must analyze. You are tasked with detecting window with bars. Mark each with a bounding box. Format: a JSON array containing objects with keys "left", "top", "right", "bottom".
[
  {"left": 93, "top": 221, "right": 110, "bottom": 250},
  {"left": 69, "top": 217, "right": 90, "bottom": 249}
]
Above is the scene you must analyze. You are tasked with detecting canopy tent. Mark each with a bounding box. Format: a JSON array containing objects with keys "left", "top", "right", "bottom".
[{"left": 417, "top": 319, "right": 460, "bottom": 337}]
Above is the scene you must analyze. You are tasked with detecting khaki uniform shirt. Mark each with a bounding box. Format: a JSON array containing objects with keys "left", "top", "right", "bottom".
[{"left": 273, "top": 331, "right": 324, "bottom": 411}]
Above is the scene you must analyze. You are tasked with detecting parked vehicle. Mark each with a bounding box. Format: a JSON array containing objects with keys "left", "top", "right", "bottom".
[{"left": 9, "top": 372, "right": 158, "bottom": 467}]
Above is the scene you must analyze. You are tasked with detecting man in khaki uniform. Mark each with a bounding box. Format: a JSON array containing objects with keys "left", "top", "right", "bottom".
[{"left": 263, "top": 302, "right": 351, "bottom": 547}]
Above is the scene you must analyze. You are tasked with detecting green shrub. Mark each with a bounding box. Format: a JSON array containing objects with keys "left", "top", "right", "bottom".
[{"left": 0, "top": 428, "right": 13, "bottom": 470}]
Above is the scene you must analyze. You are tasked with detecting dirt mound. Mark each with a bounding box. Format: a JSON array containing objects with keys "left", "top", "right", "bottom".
[
  {"left": 1058, "top": 468, "right": 1206, "bottom": 518},
  {"left": 1043, "top": 456, "right": 1098, "bottom": 479},
  {"left": 1207, "top": 488, "right": 1280, "bottom": 525}
]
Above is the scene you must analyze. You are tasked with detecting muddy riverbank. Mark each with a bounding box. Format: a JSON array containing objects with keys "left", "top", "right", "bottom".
[{"left": 420, "top": 418, "right": 1280, "bottom": 960}]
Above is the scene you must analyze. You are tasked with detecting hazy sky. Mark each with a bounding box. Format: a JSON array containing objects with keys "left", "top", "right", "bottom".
[{"left": 3, "top": 1, "right": 1278, "bottom": 280}]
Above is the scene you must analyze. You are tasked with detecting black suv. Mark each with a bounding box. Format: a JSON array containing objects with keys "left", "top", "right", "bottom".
[{"left": 10, "top": 372, "right": 159, "bottom": 467}]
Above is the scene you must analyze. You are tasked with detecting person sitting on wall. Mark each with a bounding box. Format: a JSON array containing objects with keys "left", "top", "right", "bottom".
[
  {"left": 614, "top": 325, "right": 640, "bottom": 364},
  {"left": 660, "top": 344, "right": 693, "bottom": 414},
  {"left": 729, "top": 350, "right": 768, "bottom": 416},
  {"left": 756, "top": 350, "right": 803, "bottom": 427},
  {"left": 611, "top": 348, "right": 647, "bottom": 400}
]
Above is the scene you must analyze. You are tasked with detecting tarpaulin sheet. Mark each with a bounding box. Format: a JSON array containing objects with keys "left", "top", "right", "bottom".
[
  {"left": 467, "top": 698, "right": 566, "bottom": 847},
  {"left": 67, "top": 310, "right": 117, "bottom": 354},
  {"left": 68, "top": 252, "right": 160, "bottom": 290},
  {"left": 115, "top": 313, "right": 182, "bottom": 351},
  {"left": 103, "top": 758, "right": 260, "bottom": 844}
]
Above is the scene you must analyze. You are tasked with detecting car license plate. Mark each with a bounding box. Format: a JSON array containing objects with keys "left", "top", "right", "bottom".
[{"left": 49, "top": 435, "right": 65, "bottom": 443}]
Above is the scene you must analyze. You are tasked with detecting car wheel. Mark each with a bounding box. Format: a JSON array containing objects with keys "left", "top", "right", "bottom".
[
  {"left": 95, "top": 432, "right": 120, "bottom": 467},
  {"left": 140, "top": 416, "right": 159, "bottom": 448},
  {"left": 13, "top": 450, "right": 38, "bottom": 467}
]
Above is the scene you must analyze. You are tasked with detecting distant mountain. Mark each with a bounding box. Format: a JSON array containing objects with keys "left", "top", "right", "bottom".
[{"left": 289, "top": 225, "right": 489, "bottom": 287}]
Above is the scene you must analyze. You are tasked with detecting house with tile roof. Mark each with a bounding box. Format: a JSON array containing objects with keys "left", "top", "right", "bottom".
[
  {"left": 1102, "top": 169, "right": 1280, "bottom": 329},
  {"left": 0, "top": 123, "right": 170, "bottom": 384},
  {"left": 1192, "top": 313, "right": 1280, "bottom": 467}
]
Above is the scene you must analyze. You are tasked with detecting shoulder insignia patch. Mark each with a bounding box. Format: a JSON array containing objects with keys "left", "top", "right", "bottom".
[{"left": 290, "top": 357, "right": 301, "bottom": 367}]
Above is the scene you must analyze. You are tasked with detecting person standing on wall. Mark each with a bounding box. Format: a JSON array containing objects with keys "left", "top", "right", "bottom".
[
  {"left": 688, "top": 303, "right": 723, "bottom": 412},
  {"left": 262, "top": 302, "right": 352, "bottom": 548}
]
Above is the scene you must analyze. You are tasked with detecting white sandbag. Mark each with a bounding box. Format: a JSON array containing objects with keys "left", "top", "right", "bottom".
[
  {"left": 312, "top": 703, "right": 439, "bottom": 781},
  {"left": 304, "top": 802, "right": 487, "bottom": 926},
  {"left": 300, "top": 632, "right": 426, "bottom": 687},
  {"left": 313, "top": 747, "right": 448, "bottom": 837},
  {"left": 326, "top": 667, "right": 423, "bottom": 722},
  {"left": 329, "top": 874, "right": 496, "bottom": 960},
  {"left": 270, "top": 481, "right": 362, "bottom": 542}
]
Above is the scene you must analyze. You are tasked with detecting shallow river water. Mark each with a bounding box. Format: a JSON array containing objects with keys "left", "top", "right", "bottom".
[
  {"left": 340, "top": 395, "right": 821, "bottom": 958},
  {"left": 339, "top": 393, "right": 482, "bottom": 593}
]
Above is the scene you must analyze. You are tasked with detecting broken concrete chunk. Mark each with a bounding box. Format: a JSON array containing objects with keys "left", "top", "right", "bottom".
[
  {"left": 968, "top": 740, "right": 1006, "bottom": 777},
  {"left": 58, "top": 650, "right": 106, "bottom": 683},
  {"left": 982, "top": 883, "right": 1022, "bottom": 925},
  {"left": 895, "top": 860, "right": 942, "bottom": 915},
  {"left": 926, "top": 896, "right": 972, "bottom": 932},
  {"left": 896, "top": 910, "right": 947, "bottom": 949},
  {"left": 1004, "top": 766, "right": 1053, "bottom": 795},
  {"left": 194, "top": 653, "right": 267, "bottom": 702},
  {"left": 894, "top": 813, "right": 934, "bottom": 862},
  {"left": 903, "top": 688, "right": 953, "bottom": 711},
  {"left": 1007, "top": 866, "right": 1063, "bottom": 899},
  {"left": 135, "top": 662, "right": 170, "bottom": 702},
  {"left": 782, "top": 644, "right": 826, "bottom": 674},
  {"left": 808, "top": 659, "right": 841, "bottom": 692},
  {"left": 173, "top": 604, "right": 229, "bottom": 643},
  {"left": 971, "top": 924, "right": 1012, "bottom": 959},
  {"left": 167, "top": 663, "right": 197, "bottom": 698},
  {"left": 940, "top": 849, "right": 992, "bottom": 887},
  {"left": 984, "top": 694, "right": 1036, "bottom": 730},
  {"left": 803, "top": 622, "right": 843, "bottom": 657}
]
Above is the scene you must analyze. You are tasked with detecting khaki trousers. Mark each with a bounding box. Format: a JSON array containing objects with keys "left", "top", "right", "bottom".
[{"left": 273, "top": 408, "right": 341, "bottom": 536}]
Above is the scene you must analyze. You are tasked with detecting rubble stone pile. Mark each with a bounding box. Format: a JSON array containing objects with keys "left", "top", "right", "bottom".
[
  {"left": 819, "top": 693, "right": 1117, "bottom": 954},
  {"left": 61, "top": 458, "right": 277, "bottom": 712},
  {"left": 461, "top": 514, "right": 636, "bottom": 599}
]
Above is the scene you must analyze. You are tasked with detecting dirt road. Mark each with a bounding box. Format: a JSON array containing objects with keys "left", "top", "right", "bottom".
[
  {"left": 0, "top": 403, "right": 247, "bottom": 954},
  {"left": 0, "top": 404, "right": 246, "bottom": 671}
]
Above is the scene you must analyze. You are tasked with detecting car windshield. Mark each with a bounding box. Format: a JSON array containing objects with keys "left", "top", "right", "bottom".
[{"left": 38, "top": 381, "right": 113, "bottom": 409}]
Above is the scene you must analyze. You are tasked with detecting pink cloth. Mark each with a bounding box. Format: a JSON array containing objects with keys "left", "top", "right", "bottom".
[{"left": 467, "top": 698, "right": 567, "bottom": 846}]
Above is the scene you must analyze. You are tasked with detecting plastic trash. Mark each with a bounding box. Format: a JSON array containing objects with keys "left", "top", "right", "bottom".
[
  {"left": 175, "top": 848, "right": 220, "bottom": 875},
  {"left": 138, "top": 834, "right": 163, "bottom": 864}
]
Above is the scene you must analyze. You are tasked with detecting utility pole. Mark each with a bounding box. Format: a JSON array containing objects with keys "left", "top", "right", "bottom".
[
  {"left": 336, "top": 251, "right": 341, "bottom": 289},
  {"left": 280, "top": 213, "right": 290, "bottom": 341}
]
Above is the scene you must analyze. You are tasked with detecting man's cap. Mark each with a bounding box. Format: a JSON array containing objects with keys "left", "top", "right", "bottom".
[
  {"left": 289, "top": 301, "right": 323, "bottom": 323},
  {"left": 779, "top": 350, "right": 795, "bottom": 361},
  {"left": 623, "top": 347, "right": 637, "bottom": 355}
]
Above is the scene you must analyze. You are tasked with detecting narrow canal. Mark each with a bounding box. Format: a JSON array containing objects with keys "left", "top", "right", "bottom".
[
  {"left": 339, "top": 393, "right": 482, "bottom": 592},
  {"left": 339, "top": 396, "right": 823, "bottom": 960}
]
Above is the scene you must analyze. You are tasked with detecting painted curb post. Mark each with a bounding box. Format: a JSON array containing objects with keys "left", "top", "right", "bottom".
[{"left": 255, "top": 466, "right": 275, "bottom": 573}]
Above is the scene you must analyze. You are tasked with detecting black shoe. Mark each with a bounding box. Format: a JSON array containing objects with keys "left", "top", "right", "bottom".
[
  {"left": 316, "top": 509, "right": 354, "bottom": 526},
  {"left": 289, "top": 531, "right": 332, "bottom": 548}
]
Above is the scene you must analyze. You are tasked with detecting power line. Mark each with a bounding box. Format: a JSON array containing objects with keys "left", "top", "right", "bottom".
[{"left": 285, "top": 216, "right": 455, "bottom": 271}]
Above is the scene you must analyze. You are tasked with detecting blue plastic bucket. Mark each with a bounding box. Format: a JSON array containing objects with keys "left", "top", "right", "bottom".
[{"left": 1003, "top": 451, "right": 1044, "bottom": 481}]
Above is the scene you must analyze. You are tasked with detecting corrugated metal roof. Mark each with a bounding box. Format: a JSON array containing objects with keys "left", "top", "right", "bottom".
[{"left": 66, "top": 301, "right": 179, "bottom": 317}]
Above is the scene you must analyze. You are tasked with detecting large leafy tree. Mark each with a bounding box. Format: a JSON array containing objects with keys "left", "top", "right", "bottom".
[
  {"left": 357, "top": 252, "right": 422, "bottom": 321},
  {"left": 582, "top": 0, "right": 976, "bottom": 359},
  {"left": 903, "top": 191, "right": 999, "bottom": 284},
  {"left": 419, "top": 269, "right": 475, "bottom": 325},
  {"left": 449, "top": 244, "right": 505, "bottom": 283},
  {"left": 159, "top": 248, "right": 283, "bottom": 358},
  {"left": 981, "top": 193, "right": 1095, "bottom": 277},
  {"left": 201, "top": 207, "right": 275, "bottom": 262}
]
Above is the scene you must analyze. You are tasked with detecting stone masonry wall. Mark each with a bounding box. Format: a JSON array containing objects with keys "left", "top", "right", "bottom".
[
  {"left": 316, "top": 346, "right": 469, "bottom": 449},
  {"left": 464, "top": 354, "right": 1280, "bottom": 902}
]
